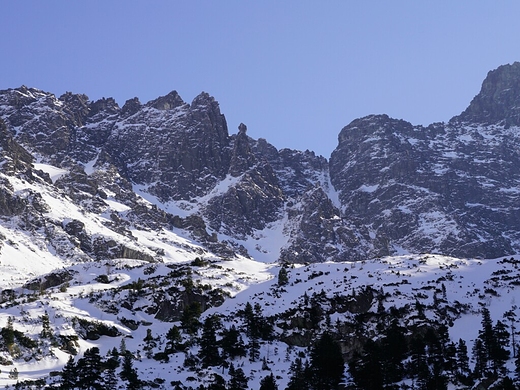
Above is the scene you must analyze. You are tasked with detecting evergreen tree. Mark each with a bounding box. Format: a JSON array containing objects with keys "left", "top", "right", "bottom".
[
  {"left": 59, "top": 356, "right": 77, "bottom": 390},
  {"left": 243, "top": 302, "right": 265, "bottom": 362},
  {"left": 504, "top": 308, "right": 517, "bottom": 358},
  {"left": 309, "top": 332, "right": 344, "bottom": 389},
  {"left": 181, "top": 301, "right": 202, "bottom": 334},
  {"left": 456, "top": 338, "right": 472, "bottom": 384},
  {"left": 308, "top": 294, "right": 324, "bottom": 329},
  {"left": 254, "top": 302, "right": 273, "bottom": 340},
  {"left": 228, "top": 363, "right": 248, "bottom": 390},
  {"left": 473, "top": 338, "right": 487, "bottom": 378},
  {"left": 40, "top": 311, "right": 53, "bottom": 339},
  {"left": 76, "top": 347, "right": 103, "bottom": 390},
  {"left": 199, "top": 314, "right": 221, "bottom": 367},
  {"left": 2, "top": 316, "right": 15, "bottom": 348},
  {"left": 119, "top": 338, "right": 127, "bottom": 355},
  {"left": 249, "top": 332, "right": 260, "bottom": 362},
  {"left": 501, "top": 376, "right": 516, "bottom": 390},
  {"left": 120, "top": 351, "right": 140, "bottom": 390},
  {"left": 349, "top": 339, "right": 383, "bottom": 390},
  {"left": 277, "top": 267, "right": 289, "bottom": 287},
  {"left": 478, "top": 307, "right": 494, "bottom": 373},
  {"left": 423, "top": 328, "right": 448, "bottom": 390},
  {"left": 491, "top": 320, "right": 510, "bottom": 376},
  {"left": 103, "top": 347, "right": 120, "bottom": 387},
  {"left": 104, "top": 362, "right": 118, "bottom": 389},
  {"left": 143, "top": 328, "right": 158, "bottom": 359},
  {"left": 514, "top": 344, "right": 520, "bottom": 384},
  {"left": 165, "top": 325, "right": 183, "bottom": 353},
  {"left": 259, "top": 373, "right": 278, "bottom": 390},
  {"left": 445, "top": 341, "right": 458, "bottom": 377},
  {"left": 410, "top": 337, "right": 431, "bottom": 390},
  {"left": 381, "top": 319, "right": 407, "bottom": 384},
  {"left": 243, "top": 301, "right": 254, "bottom": 334},
  {"left": 286, "top": 357, "right": 311, "bottom": 390},
  {"left": 221, "top": 325, "right": 246, "bottom": 359},
  {"left": 243, "top": 302, "right": 273, "bottom": 340},
  {"left": 207, "top": 373, "right": 226, "bottom": 390}
]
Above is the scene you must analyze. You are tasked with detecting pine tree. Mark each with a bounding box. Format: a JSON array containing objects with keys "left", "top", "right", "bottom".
[
  {"left": 286, "top": 357, "right": 310, "bottom": 390},
  {"left": 456, "top": 338, "right": 471, "bottom": 383},
  {"left": 104, "top": 347, "right": 120, "bottom": 386},
  {"left": 491, "top": 320, "right": 510, "bottom": 376},
  {"left": 473, "top": 338, "right": 487, "bottom": 378},
  {"left": 249, "top": 331, "right": 260, "bottom": 362},
  {"left": 207, "top": 373, "right": 226, "bottom": 390},
  {"left": 381, "top": 318, "right": 407, "bottom": 384},
  {"left": 259, "top": 373, "right": 278, "bottom": 390},
  {"left": 445, "top": 341, "right": 458, "bottom": 376},
  {"left": 228, "top": 363, "right": 248, "bottom": 390},
  {"left": 60, "top": 356, "right": 77, "bottom": 390},
  {"left": 409, "top": 335, "right": 430, "bottom": 390},
  {"left": 143, "top": 328, "right": 158, "bottom": 359},
  {"left": 277, "top": 267, "right": 289, "bottom": 287},
  {"left": 40, "top": 311, "right": 53, "bottom": 339},
  {"left": 119, "top": 338, "right": 127, "bottom": 355},
  {"left": 165, "top": 325, "right": 182, "bottom": 353},
  {"left": 120, "top": 351, "right": 140, "bottom": 390},
  {"left": 349, "top": 339, "right": 383, "bottom": 390},
  {"left": 309, "top": 332, "right": 344, "bottom": 389},
  {"left": 501, "top": 376, "right": 516, "bottom": 390},
  {"left": 103, "top": 361, "right": 118, "bottom": 389},
  {"left": 2, "top": 316, "right": 15, "bottom": 348},
  {"left": 514, "top": 344, "right": 520, "bottom": 384},
  {"left": 504, "top": 308, "right": 517, "bottom": 358},
  {"left": 181, "top": 301, "right": 202, "bottom": 334},
  {"left": 478, "top": 307, "right": 494, "bottom": 373},
  {"left": 424, "top": 328, "right": 448, "bottom": 389},
  {"left": 76, "top": 347, "right": 103, "bottom": 390},
  {"left": 221, "top": 325, "right": 246, "bottom": 359},
  {"left": 199, "top": 314, "right": 221, "bottom": 367}
]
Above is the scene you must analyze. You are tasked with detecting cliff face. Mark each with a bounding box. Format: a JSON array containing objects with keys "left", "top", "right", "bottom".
[
  {"left": 1, "top": 62, "right": 520, "bottom": 263},
  {"left": 330, "top": 62, "right": 520, "bottom": 258}
]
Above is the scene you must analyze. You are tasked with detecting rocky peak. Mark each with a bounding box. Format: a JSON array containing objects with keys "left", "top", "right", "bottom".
[
  {"left": 146, "top": 90, "right": 186, "bottom": 111},
  {"left": 120, "top": 97, "right": 141, "bottom": 118},
  {"left": 88, "top": 97, "right": 120, "bottom": 118},
  {"left": 229, "top": 123, "right": 256, "bottom": 176},
  {"left": 59, "top": 92, "right": 90, "bottom": 127},
  {"left": 453, "top": 62, "right": 520, "bottom": 126}
]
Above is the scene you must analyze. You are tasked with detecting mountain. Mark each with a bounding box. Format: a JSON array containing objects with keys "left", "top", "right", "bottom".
[
  {"left": 0, "top": 63, "right": 519, "bottom": 388},
  {"left": 3, "top": 64, "right": 520, "bottom": 266}
]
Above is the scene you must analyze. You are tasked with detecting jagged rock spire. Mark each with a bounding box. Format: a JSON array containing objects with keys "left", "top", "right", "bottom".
[{"left": 229, "top": 123, "right": 256, "bottom": 177}]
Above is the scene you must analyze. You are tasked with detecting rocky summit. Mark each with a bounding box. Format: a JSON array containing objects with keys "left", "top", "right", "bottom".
[{"left": 1, "top": 62, "right": 520, "bottom": 267}]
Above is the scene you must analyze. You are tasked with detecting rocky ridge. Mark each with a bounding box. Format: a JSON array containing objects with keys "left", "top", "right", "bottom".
[{"left": 0, "top": 63, "right": 520, "bottom": 267}]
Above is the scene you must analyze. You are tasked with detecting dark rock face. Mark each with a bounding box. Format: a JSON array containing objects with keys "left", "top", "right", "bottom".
[
  {"left": 2, "top": 62, "right": 520, "bottom": 263},
  {"left": 280, "top": 186, "right": 368, "bottom": 263},
  {"left": 103, "top": 91, "right": 231, "bottom": 201},
  {"left": 329, "top": 107, "right": 520, "bottom": 258},
  {"left": 454, "top": 62, "right": 520, "bottom": 126},
  {"left": 0, "top": 118, "right": 33, "bottom": 174}
]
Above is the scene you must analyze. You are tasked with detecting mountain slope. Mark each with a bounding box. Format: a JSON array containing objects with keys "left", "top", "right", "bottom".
[{"left": 1, "top": 62, "right": 520, "bottom": 388}]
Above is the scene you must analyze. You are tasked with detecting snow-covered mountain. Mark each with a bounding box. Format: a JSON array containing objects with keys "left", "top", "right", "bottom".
[{"left": 0, "top": 63, "right": 520, "bottom": 388}]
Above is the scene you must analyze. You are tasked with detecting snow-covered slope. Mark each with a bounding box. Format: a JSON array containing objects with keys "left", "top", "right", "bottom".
[{"left": 0, "top": 253, "right": 517, "bottom": 389}]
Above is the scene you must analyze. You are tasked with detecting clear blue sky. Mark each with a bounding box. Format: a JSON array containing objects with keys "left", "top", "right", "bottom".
[{"left": 1, "top": 1, "right": 519, "bottom": 157}]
